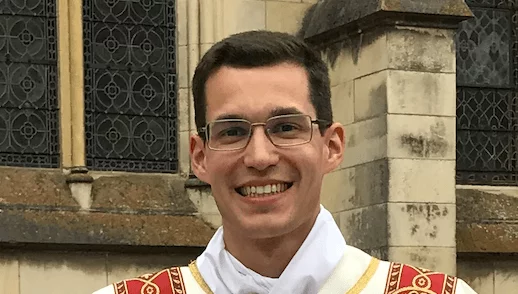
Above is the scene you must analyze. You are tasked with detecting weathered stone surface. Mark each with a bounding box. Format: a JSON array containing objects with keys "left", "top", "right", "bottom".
[
  {"left": 354, "top": 159, "right": 389, "bottom": 208},
  {"left": 320, "top": 167, "right": 355, "bottom": 213},
  {"left": 178, "top": 88, "right": 190, "bottom": 132},
  {"left": 19, "top": 252, "right": 107, "bottom": 294},
  {"left": 91, "top": 174, "right": 196, "bottom": 213},
  {"left": 355, "top": 70, "right": 388, "bottom": 121},
  {"left": 387, "top": 114, "right": 455, "bottom": 160},
  {"left": 326, "top": 30, "right": 388, "bottom": 85},
  {"left": 0, "top": 168, "right": 76, "bottom": 207},
  {"left": 222, "top": 0, "right": 266, "bottom": 36},
  {"left": 338, "top": 204, "right": 389, "bottom": 249},
  {"left": 457, "top": 188, "right": 518, "bottom": 221},
  {"left": 330, "top": 81, "right": 354, "bottom": 125},
  {"left": 0, "top": 209, "right": 215, "bottom": 247},
  {"left": 457, "top": 223, "right": 518, "bottom": 253},
  {"left": 342, "top": 115, "right": 387, "bottom": 168},
  {"left": 388, "top": 159, "right": 455, "bottom": 203},
  {"left": 177, "top": 0, "right": 188, "bottom": 46},
  {"left": 387, "top": 71, "right": 456, "bottom": 115},
  {"left": 457, "top": 259, "right": 495, "bottom": 294},
  {"left": 300, "top": 0, "right": 472, "bottom": 40},
  {"left": 494, "top": 260, "right": 518, "bottom": 294},
  {"left": 387, "top": 27, "right": 456, "bottom": 73},
  {"left": 179, "top": 130, "right": 192, "bottom": 176},
  {"left": 178, "top": 45, "right": 189, "bottom": 89},
  {"left": 266, "top": 1, "right": 312, "bottom": 34},
  {"left": 388, "top": 203, "right": 456, "bottom": 247},
  {"left": 0, "top": 254, "right": 19, "bottom": 294},
  {"left": 388, "top": 246, "right": 456, "bottom": 275}
]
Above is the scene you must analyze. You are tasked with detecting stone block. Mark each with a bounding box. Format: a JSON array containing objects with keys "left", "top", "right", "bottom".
[
  {"left": 331, "top": 81, "right": 354, "bottom": 126},
  {"left": 178, "top": 45, "right": 189, "bottom": 89},
  {"left": 222, "top": 0, "right": 266, "bottom": 36},
  {"left": 388, "top": 159, "right": 455, "bottom": 203},
  {"left": 106, "top": 253, "right": 196, "bottom": 285},
  {"left": 178, "top": 88, "right": 190, "bottom": 132},
  {"left": 388, "top": 203, "right": 456, "bottom": 247},
  {"left": 19, "top": 252, "right": 107, "bottom": 294},
  {"left": 388, "top": 246, "right": 456, "bottom": 275},
  {"left": 320, "top": 167, "right": 355, "bottom": 213},
  {"left": 177, "top": 0, "right": 188, "bottom": 46},
  {"left": 266, "top": 1, "right": 312, "bottom": 34},
  {"left": 387, "top": 114, "right": 455, "bottom": 160},
  {"left": 0, "top": 254, "right": 19, "bottom": 294},
  {"left": 387, "top": 71, "right": 456, "bottom": 116},
  {"left": 354, "top": 70, "right": 388, "bottom": 121},
  {"left": 338, "top": 204, "right": 389, "bottom": 250},
  {"left": 457, "top": 259, "right": 495, "bottom": 294},
  {"left": 387, "top": 27, "right": 456, "bottom": 73},
  {"left": 328, "top": 32, "right": 388, "bottom": 87},
  {"left": 353, "top": 159, "right": 389, "bottom": 208},
  {"left": 494, "top": 260, "right": 518, "bottom": 294},
  {"left": 342, "top": 115, "right": 387, "bottom": 168}
]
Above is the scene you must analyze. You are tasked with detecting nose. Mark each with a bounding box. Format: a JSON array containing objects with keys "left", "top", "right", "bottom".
[{"left": 243, "top": 127, "right": 279, "bottom": 171}]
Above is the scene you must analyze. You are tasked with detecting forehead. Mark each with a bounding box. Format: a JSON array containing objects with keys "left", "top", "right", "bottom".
[{"left": 204, "top": 62, "right": 315, "bottom": 122}]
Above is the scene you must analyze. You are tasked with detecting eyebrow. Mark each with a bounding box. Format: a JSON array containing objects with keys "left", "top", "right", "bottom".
[{"left": 214, "top": 107, "right": 304, "bottom": 121}]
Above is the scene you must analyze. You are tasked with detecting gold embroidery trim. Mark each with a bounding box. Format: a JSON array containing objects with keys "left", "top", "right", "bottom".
[
  {"left": 188, "top": 260, "right": 214, "bottom": 294},
  {"left": 346, "top": 258, "right": 380, "bottom": 294}
]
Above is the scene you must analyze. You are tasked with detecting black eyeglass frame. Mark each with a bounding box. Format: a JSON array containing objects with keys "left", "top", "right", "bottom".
[{"left": 197, "top": 114, "right": 332, "bottom": 151}]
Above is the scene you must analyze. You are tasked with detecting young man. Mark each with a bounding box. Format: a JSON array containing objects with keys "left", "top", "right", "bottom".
[{"left": 93, "top": 31, "right": 477, "bottom": 294}]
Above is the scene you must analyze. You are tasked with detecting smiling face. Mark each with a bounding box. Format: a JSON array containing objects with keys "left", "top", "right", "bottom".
[{"left": 190, "top": 62, "right": 344, "bottom": 240}]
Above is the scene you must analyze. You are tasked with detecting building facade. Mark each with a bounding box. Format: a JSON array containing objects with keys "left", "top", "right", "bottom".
[{"left": 0, "top": 0, "right": 516, "bottom": 293}]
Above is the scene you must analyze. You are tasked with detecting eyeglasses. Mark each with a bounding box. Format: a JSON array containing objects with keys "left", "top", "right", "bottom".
[{"left": 198, "top": 114, "right": 331, "bottom": 151}]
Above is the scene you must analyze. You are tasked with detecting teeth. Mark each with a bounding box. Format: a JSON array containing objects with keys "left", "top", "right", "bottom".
[{"left": 239, "top": 183, "right": 290, "bottom": 197}]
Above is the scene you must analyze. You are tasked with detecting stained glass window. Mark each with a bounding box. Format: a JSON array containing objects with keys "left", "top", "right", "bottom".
[
  {"left": 456, "top": 0, "right": 518, "bottom": 184},
  {"left": 0, "top": 0, "right": 59, "bottom": 168},
  {"left": 83, "top": 0, "right": 177, "bottom": 172}
]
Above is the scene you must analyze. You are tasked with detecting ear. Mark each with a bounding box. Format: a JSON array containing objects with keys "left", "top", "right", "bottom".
[
  {"left": 323, "top": 122, "right": 345, "bottom": 174},
  {"left": 189, "top": 133, "right": 210, "bottom": 183}
]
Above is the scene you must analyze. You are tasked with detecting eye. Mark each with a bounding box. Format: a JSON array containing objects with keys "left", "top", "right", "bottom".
[
  {"left": 219, "top": 127, "right": 248, "bottom": 137},
  {"left": 271, "top": 123, "right": 299, "bottom": 133}
]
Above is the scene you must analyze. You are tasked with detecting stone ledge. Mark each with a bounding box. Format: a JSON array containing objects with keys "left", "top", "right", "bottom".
[
  {"left": 456, "top": 187, "right": 518, "bottom": 253},
  {"left": 457, "top": 187, "right": 518, "bottom": 221},
  {"left": 0, "top": 208, "right": 215, "bottom": 247},
  {"left": 0, "top": 167, "right": 215, "bottom": 247},
  {"left": 457, "top": 222, "right": 518, "bottom": 253},
  {"left": 299, "top": 0, "right": 472, "bottom": 43}
]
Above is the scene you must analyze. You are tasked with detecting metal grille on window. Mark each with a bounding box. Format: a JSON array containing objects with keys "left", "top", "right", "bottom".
[
  {"left": 83, "top": 0, "right": 177, "bottom": 173},
  {"left": 0, "top": 0, "right": 59, "bottom": 168},
  {"left": 456, "top": 0, "right": 518, "bottom": 185}
]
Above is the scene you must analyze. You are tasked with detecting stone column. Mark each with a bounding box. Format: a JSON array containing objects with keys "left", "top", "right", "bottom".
[{"left": 302, "top": 0, "right": 472, "bottom": 275}]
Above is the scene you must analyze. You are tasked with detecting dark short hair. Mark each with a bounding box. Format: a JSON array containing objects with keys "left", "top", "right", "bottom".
[{"left": 191, "top": 30, "right": 332, "bottom": 134}]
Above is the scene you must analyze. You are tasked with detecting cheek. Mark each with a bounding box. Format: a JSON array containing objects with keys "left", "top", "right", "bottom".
[{"left": 206, "top": 153, "right": 237, "bottom": 180}]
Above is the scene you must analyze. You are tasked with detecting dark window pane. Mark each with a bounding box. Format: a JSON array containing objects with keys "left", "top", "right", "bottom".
[
  {"left": 0, "top": 0, "right": 59, "bottom": 168},
  {"left": 84, "top": 0, "right": 177, "bottom": 173},
  {"left": 456, "top": 1, "right": 518, "bottom": 185}
]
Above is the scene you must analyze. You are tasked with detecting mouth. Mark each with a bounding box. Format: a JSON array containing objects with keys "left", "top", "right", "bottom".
[{"left": 236, "top": 182, "right": 294, "bottom": 197}]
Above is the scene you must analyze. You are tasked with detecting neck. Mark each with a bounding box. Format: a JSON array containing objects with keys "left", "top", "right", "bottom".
[{"left": 223, "top": 211, "right": 319, "bottom": 278}]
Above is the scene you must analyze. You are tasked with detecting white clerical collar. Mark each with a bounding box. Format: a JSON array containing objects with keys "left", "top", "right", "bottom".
[{"left": 196, "top": 205, "right": 347, "bottom": 294}]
